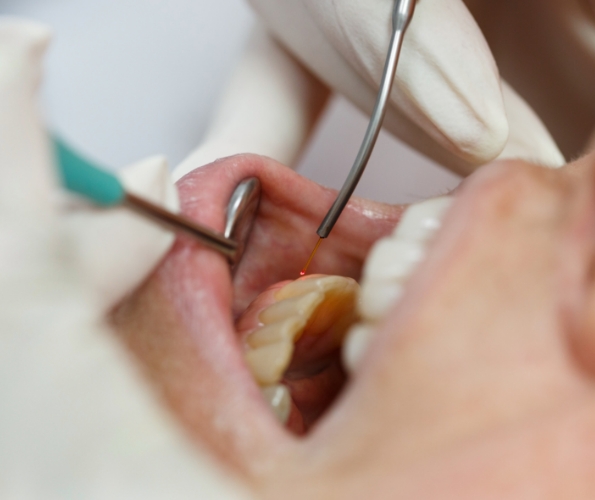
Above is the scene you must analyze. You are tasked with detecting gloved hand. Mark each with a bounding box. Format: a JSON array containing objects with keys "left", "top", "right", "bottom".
[
  {"left": 0, "top": 17, "right": 248, "bottom": 499},
  {"left": 175, "top": 0, "right": 565, "bottom": 181},
  {"left": 62, "top": 154, "right": 179, "bottom": 314}
]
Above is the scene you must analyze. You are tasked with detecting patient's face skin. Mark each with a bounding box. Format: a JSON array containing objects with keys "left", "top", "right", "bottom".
[{"left": 113, "top": 153, "right": 595, "bottom": 498}]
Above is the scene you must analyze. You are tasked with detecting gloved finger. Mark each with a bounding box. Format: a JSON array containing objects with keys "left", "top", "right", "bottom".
[
  {"left": 0, "top": 18, "right": 178, "bottom": 314},
  {"left": 497, "top": 81, "right": 565, "bottom": 168},
  {"left": 0, "top": 21, "right": 252, "bottom": 498},
  {"left": 0, "top": 18, "right": 81, "bottom": 331},
  {"left": 174, "top": 26, "right": 329, "bottom": 182},
  {"left": 0, "top": 17, "right": 54, "bottom": 215},
  {"left": 62, "top": 156, "right": 178, "bottom": 313},
  {"left": 249, "top": 0, "right": 508, "bottom": 173}
]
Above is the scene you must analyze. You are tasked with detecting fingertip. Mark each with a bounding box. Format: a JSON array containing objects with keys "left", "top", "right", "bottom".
[
  {"left": 0, "top": 17, "right": 52, "bottom": 56},
  {"left": 396, "top": 0, "right": 509, "bottom": 166},
  {"left": 0, "top": 17, "right": 54, "bottom": 214},
  {"left": 497, "top": 81, "right": 566, "bottom": 169},
  {"left": 457, "top": 95, "right": 510, "bottom": 165}
]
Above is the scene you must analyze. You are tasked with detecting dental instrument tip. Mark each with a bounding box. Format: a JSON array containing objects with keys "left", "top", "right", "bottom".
[
  {"left": 300, "top": 237, "right": 323, "bottom": 276},
  {"left": 315, "top": 0, "right": 415, "bottom": 240}
]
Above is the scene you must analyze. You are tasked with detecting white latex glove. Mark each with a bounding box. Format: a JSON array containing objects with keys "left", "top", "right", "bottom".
[
  {"left": 175, "top": 26, "right": 330, "bottom": 180},
  {"left": 175, "top": 1, "right": 564, "bottom": 181},
  {"left": 63, "top": 154, "right": 179, "bottom": 314},
  {"left": 0, "top": 17, "right": 250, "bottom": 499}
]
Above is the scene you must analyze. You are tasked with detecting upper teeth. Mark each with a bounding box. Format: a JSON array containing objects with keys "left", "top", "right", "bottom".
[
  {"left": 343, "top": 196, "right": 454, "bottom": 373},
  {"left": 394, "top": 196, "right": 454, "bottom": 243}
]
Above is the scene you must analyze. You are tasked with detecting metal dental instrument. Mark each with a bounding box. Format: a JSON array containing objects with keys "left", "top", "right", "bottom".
[
  {"left": 53, "top": 137, "right": 260, "bottom": 264},
  {"left": 301, "top": 0, "right": 416, "bottom": 274},
  {"left": 224, "top": 177, "right": 261, "bottom": 264}
]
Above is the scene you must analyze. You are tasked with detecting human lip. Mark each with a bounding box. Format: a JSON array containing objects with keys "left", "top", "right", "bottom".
[
  {"left": 112, "top": 151, "right": 595, "bottom": 498},
  {"left": 112, "top": 153, "right": 404, "bottom": 473}
]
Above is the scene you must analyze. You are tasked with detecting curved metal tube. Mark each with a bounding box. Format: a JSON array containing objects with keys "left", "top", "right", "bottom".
[{"left": 316, "top": 0, "right": 416, "bottom": 239}]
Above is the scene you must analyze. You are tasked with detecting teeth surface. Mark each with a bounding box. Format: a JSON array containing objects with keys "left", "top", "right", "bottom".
[
  {"left": 245, "top": 341, "right": 294, "bottom": 386},
  {"left": 276, "top": 275, "right": 356, "bottom": 300},
  {"left": 345, "top": 196, "right": 454, "bottom": 373},
  {"left": 363, "top": 239, "right": 425, "bottom": 283},
  {"left": 259, "top": 291, "right": 324, "bottom": 325},
  {"left": 243, "top": 275, "right": 359, "bottom": 398},
  {"left": 359, "top": 280, "right": 404, "bottom": 322},
  {"left": 246, "top": 317, "right": 307, "bottom": 349},
  {"left": 393, "top": 197, "right": 453, "bottom": 243},
  {"left": 342, "top": 324, "right": 374, "bottom": 374},
  {"left": 261, "top": 385, "right": 291, "bottom": 425}
]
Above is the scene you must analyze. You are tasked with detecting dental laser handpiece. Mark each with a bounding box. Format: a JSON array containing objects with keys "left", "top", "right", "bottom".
[
  {"left": 53, "top": 138, "right": 260, "bottom": 264},
  {"left": 302, "top": 0, "right": 416, "bottom": 274}
]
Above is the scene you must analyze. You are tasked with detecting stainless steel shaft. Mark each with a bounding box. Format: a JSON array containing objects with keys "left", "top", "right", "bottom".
[
  {"left": 124, "top": 193, "right": 239, "bottom": 260},
  {"left": 317, "top": 0, "right": 416, "bottom": 239}
]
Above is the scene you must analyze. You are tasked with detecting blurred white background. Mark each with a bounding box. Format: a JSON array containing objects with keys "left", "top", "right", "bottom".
[{"left": 2, "top": 0, "right": 460, "bottom": 204}]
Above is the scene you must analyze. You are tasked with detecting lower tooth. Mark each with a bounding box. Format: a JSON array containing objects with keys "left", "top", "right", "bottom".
[
  {"left": 342, "top": 324, "right": 374, "bottom": 374},
  {"left": 259, "top": 291, "right": 323, "bottom": 324},
  {"left": 275, "top": 275, "right": 356, "bottom": 300},
  {"left": 240, "top": 276, "right": 361, "bottom": 413},
  {"left": 245, "top": 340, "right": 293, "bottom": 386},
  {"left": 246, "top": 317, "right": 306, "bottom": 349},
  {"left": 261, "top": 384, "right": 291, "bottom": 424}
]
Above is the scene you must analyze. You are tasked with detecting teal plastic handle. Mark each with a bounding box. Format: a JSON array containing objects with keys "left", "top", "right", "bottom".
[{"left": 52, "top": 137, "right": 125, "bottom": 206}]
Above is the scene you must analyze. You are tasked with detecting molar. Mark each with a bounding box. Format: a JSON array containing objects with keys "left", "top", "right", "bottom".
[
  {"left": 261, "top": 384, "right": 291, "bottom": 424},
  {"left": 242, "top": 275, "right": 359, "bottom": 398},
  {"left": 245, "top": 340, "right": 293, "bottom": 385},
  {"left": 276, "top": 275, "right": 356, "bottom": 300},
  {"left": 259, "top": 291, "right": 324, "bottom": 325},
  {"left": 246, "top": 317, "right": 307, "bottom": 348}
]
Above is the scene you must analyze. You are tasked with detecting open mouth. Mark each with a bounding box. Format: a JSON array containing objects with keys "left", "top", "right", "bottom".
[
  {"left": 109, "top": 152, "right": 595, "bottom": 498},
  {"left": 237, "top": 180, "right": 452, "bottom": 435},
  {"left": 110, "top": 153, "right": 449, "bottom": 474}
]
